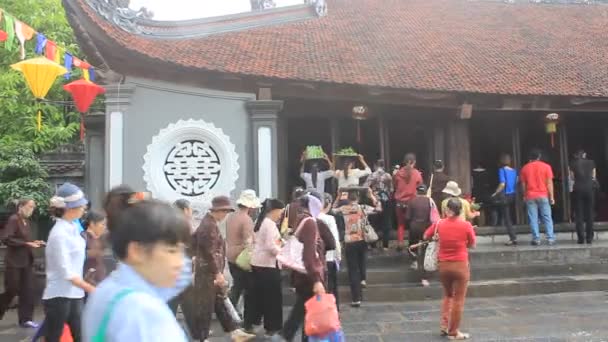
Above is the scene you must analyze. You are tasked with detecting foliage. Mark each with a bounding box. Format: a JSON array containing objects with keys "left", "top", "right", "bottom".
[
  {"left": 0, "top": 143, "right": 53, "bottom": 215},
  {"left": 0, "top": 0, "right": 84, "bottom": 152}
]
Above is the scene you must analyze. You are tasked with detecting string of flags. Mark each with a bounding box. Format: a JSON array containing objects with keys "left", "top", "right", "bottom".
[
  {"left": 0, "top": 8, "right": 95, "bottom": 81},
  {"left": 0, "top": 7, "right": 105, "bottom": 140}
]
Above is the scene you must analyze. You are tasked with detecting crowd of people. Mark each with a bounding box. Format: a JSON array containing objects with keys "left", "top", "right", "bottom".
[{"left": 0, "top": 147, "right": 598, "bottom": 341}]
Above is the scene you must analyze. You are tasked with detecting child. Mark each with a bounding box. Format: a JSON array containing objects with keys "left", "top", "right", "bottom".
[
  {"left": 82, "top": 200, "right": 192, "bottom": 341},
  {"left": 82, "top": 210, "right": 108, "bottom": 286}
]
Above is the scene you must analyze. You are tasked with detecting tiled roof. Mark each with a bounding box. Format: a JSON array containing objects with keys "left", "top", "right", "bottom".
[{"left": 72, "top": 0, "right": 608, "bottom": 97}]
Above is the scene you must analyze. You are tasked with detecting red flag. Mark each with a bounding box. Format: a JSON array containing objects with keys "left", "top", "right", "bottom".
[{"left": 45, "top": 40, "right": 57, "bottom": 61}]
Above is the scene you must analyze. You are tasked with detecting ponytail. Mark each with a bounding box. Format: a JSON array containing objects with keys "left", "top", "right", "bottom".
[{"left": 253, "top": 200, "right": 269, "bottom": 233}]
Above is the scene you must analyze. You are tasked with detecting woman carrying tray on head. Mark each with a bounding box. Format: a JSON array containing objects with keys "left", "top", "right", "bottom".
[
  {"left": 335, "top": 153, "right": 371, "bottom": 189},
  {"left": 300, "top": 147, "right": 335, "bottom": 194}
]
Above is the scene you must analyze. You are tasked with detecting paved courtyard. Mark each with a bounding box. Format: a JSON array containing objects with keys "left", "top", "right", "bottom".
[{"left": 1, "top": 291, "right": 607, "bottom": 341}]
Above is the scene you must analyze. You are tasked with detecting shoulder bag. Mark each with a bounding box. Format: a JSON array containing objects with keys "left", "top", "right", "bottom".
[
  {"left": 362, "top": 208, "right": 379, "bottom": 244},
  {"left": 92, "top": 288, "right": 136, "bottom": 342},
  {"left": 277, "top": 217, "right": 315, "bottom": 274},
  {"left": 423, "top": 220, "right": 441, "bottom": 272}
]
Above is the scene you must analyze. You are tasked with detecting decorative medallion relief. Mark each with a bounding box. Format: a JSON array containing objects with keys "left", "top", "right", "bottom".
[{"left": 143, "top": 119, "right": 239, "bottom": 218}]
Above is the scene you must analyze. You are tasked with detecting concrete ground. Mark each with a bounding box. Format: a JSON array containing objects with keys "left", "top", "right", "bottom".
[{"left": 1, "top": 291, "right": 607, "bottom": 341}]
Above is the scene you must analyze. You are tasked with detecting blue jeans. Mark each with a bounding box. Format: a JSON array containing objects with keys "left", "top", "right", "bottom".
[{"left": 526, "top": 197, "right": 555, "bottom": 241}]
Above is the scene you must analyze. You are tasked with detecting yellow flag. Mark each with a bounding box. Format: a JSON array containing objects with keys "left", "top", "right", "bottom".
[{"left": 83, "top": 68, "right": 90, "bottom": 81}]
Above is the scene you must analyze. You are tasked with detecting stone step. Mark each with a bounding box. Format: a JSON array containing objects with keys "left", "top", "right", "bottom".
[
  {"left": 336, "top": 263, "right": 608, "bottom": 285},
  {"left": 283, "top": 274, "right": 608, "bottom": 304},
  {"left": 365, "top": 240, "right": 608, "bottom": 267}
]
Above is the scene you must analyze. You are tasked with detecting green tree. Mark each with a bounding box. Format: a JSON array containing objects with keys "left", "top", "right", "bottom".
[
  {"left": 0, "top": 0, "right": 83, "bottom": 152},
  {"left": 0, "top": 143, "right": 53, "bottom": 214}
]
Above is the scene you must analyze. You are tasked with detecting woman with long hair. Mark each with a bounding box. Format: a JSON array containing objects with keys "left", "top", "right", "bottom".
[
  {"left": 244, "top": 198, "right": 285, "bottom": 337},
  {"left": 393, "top": 153, "right": 423, "bottom": 250},
  {"left": 423, "top": 198, "right": 476, "bottom": 340},
  {"left": 43, "top": 183, "right": 95, "bottom": 342},
  {"left": 491, "top": 154, "right": 518, "bottom": 246},
  {"left": 336, "top": 154, "right": 371, "bottom": 189}
]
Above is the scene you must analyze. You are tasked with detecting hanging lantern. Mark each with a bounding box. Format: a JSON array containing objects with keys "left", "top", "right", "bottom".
[
  {"left": 545, "top": 112, "right": 560, "bottom": 148},
  {"left": 352, "top": 105, "right": 369, "bottom": 144},
  {"left": 11, "top": 57, "right": 68, "bottom": 131},
  {"left": 63, "top": 79, "right": 105, "bottom": 141}
]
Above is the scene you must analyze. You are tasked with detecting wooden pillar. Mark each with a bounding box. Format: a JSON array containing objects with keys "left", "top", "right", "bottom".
[
  {"left": 446, "top": 119, "right": 472, "bottom": 194},
  {"left": 559, "top": 125, "right": 570, "bottom": 222},
  {"left": 379, "top": 115, "right": 386, "bottom": 163},
  {"left": 433, "top": 122, "right": 446, "bottom": 166},
  {"left": 330, "top": 118, "right": 339, "bottom": 155},
  {"left": 512, "top": 125, "right": 524, "bottom": 224}
]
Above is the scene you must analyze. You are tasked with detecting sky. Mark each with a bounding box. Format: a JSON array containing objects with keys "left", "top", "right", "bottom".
[{"left": 129, "top": 0, "right": 305, "bottom": 20}]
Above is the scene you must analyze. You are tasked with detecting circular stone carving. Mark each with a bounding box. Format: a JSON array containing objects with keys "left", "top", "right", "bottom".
[{"left": 143, "top": 119, "right": 239, "bottom": 210}]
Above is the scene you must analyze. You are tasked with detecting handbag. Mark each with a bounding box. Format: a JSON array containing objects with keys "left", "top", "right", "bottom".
[
  {"left": 429, "top": 198, "right": 440, "bottom": 224},
  {"left": 423, "top": 220, "right": 441, "bottom": 272},
  {"left": 277, "top": 217, "right": 314, "bottom": 274},
  {"left": 362, "top": 212, "right": 379, "bottom": 243},
  {"left": 304, "top": 294, "right": 341, "bottom": 337},
  {"left": 235, "top": 246, "right": 252, "bottom": 272}
]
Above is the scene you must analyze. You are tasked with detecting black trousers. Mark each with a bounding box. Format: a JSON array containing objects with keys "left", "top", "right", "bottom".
[
  {"left": 345, "top": 241, "right": 367, "bottom": 302},
  {"left": 244, "top": 266, "right": 283, "bottom": 332},
  {"left": 228, "top": 262, "right": 250, "bottom": 307},
  {"left": 281, "top": 286, "right": 313, "bottom": 342},
  {"left": 168, "top": 286, "right": 197, "bottom": 338},
  {"left": 326, "top": 261, "right": 340, "bottom": 311},
  {"left": 0, "top": 266, "right": 34, "bottom": 324},
  {"left": 376, "top": 200, "right": 392, "bottom": 248},
  {"left": 574, "top": 189, "right": 595, "bottom": 243},
  {"left": 43, "top": 297, "right": 83, "bottom": 342},
  {"left": 501, "top": 194, "right": 517, "bottom": 242}
]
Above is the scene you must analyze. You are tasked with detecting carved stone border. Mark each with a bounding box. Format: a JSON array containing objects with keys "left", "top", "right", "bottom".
[{"left": 142, "top": 119, "right": 240, "bottom": 215}]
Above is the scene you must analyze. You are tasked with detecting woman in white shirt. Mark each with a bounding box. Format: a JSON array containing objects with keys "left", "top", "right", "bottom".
[
  {"left": 318, "top": 193, "right": 341, "bottom": 310},
  {"left": 300, "top": 153, "right": 335, "bottom": 194},
  {"left": 336, "top": 154, "right": 372, "bottom": 189},
  {"left": 244, "top": 198, "right": 285, "bottom": 337},
  {"left": 43, "top": 183, "right": 95, "bottom": 342}
]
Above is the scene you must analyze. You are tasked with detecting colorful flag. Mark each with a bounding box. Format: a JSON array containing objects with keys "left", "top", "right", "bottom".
[
  {"left": 3, "top": 14, "right": 15, "bottom": 51},
  {"left": 64, "top": 52, "right": 73, "bottom": 79},
  {"left": 83, "top": 68, "right": 90, "bottom": 81},
  {"left": 45, "top": 40, "right": 57, "bottom": 61},
  {"left": 14, "top": 21, "right": 35, "bottom": 60},
  {"left": 88, "top": 67, "right": 96, "bottom": 82},
  {"left": 35, "top": 33, "right": 47, "bottom": 54}
]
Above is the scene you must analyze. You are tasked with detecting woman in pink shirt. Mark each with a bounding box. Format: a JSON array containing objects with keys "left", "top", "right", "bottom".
[
  {"left": 244, "top": 198, "right": 285, "bottom": 337},
  {"left": 423, "top": 198, "right": 476, "bottom": 340}
]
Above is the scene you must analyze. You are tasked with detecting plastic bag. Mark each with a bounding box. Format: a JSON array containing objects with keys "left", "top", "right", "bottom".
[
  {"left": 308, "top": 330, "right": 345, "bottom": 342},
  {"left": 305, "top": 294, "right": 341, "bottom": 337}
]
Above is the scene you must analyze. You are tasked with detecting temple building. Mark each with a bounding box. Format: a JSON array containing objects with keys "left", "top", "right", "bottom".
[{"left": 64, "top": 0, "right": 608, "bottom": 223}]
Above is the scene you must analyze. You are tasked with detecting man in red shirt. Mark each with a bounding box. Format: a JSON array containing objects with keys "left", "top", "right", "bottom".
[{"left": 520, "top": 149, "right": 556, "bottom": 245}]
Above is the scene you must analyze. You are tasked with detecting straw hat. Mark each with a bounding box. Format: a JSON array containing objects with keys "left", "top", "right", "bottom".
[
  {"left": 235, "top": 189, "right": 262, "bottom": 209},
  {"left": 442, "top": 181, "right": 462, "bottom": 197}
]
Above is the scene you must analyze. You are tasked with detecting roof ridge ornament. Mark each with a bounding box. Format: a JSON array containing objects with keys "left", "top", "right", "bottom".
[
  {"left": 306, "top": 0, "right": 328, "bottom": 17},
  {"left": 86, "top": 0, "right": 154, "bottom": 34}
]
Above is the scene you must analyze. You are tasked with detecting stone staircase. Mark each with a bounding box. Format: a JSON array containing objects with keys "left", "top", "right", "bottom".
[
  {"left": 331, "top": 238, "right": 608, "bottom": 303},
  {"left": 279, "top": 226, "right": 608, "bottom": 304}
]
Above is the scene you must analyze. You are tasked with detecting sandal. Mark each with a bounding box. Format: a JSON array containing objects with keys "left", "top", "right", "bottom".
[{"left": 448, "top": 332, "right": 470, "bottom": 340}]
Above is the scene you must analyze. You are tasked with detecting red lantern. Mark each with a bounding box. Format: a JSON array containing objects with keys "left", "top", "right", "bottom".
[{"left": 63, "top": 79, "right": 105, "bottom": 140}]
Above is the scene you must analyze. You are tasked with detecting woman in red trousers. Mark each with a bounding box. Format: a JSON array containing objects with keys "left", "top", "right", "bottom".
[{"left": 424, "top": 198, "right": 476, "bottom": 340}]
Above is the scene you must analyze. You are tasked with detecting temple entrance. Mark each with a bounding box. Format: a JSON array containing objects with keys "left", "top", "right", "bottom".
[
  {"left": 566, "top": 113, "right": 608, "bottom": 222},
  {"left": 386, "top": 116, "right": 432, "bottom": 180},
  {"left": 519, "top": 114, "right": 567, "bottom": 223}
]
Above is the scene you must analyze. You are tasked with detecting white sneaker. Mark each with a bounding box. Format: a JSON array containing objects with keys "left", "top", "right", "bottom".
[
  {"left": 410, "top": 261, "right": 418, "bottom": 270},
  {"left": 360, "top": 280, "right": 367, "bottom": 288},
  {"left": 231, "top": 328, "right": 255, "bottom": 341},
  {"left": 421, "top": 279, "right": 430, "bottom": 287}
]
